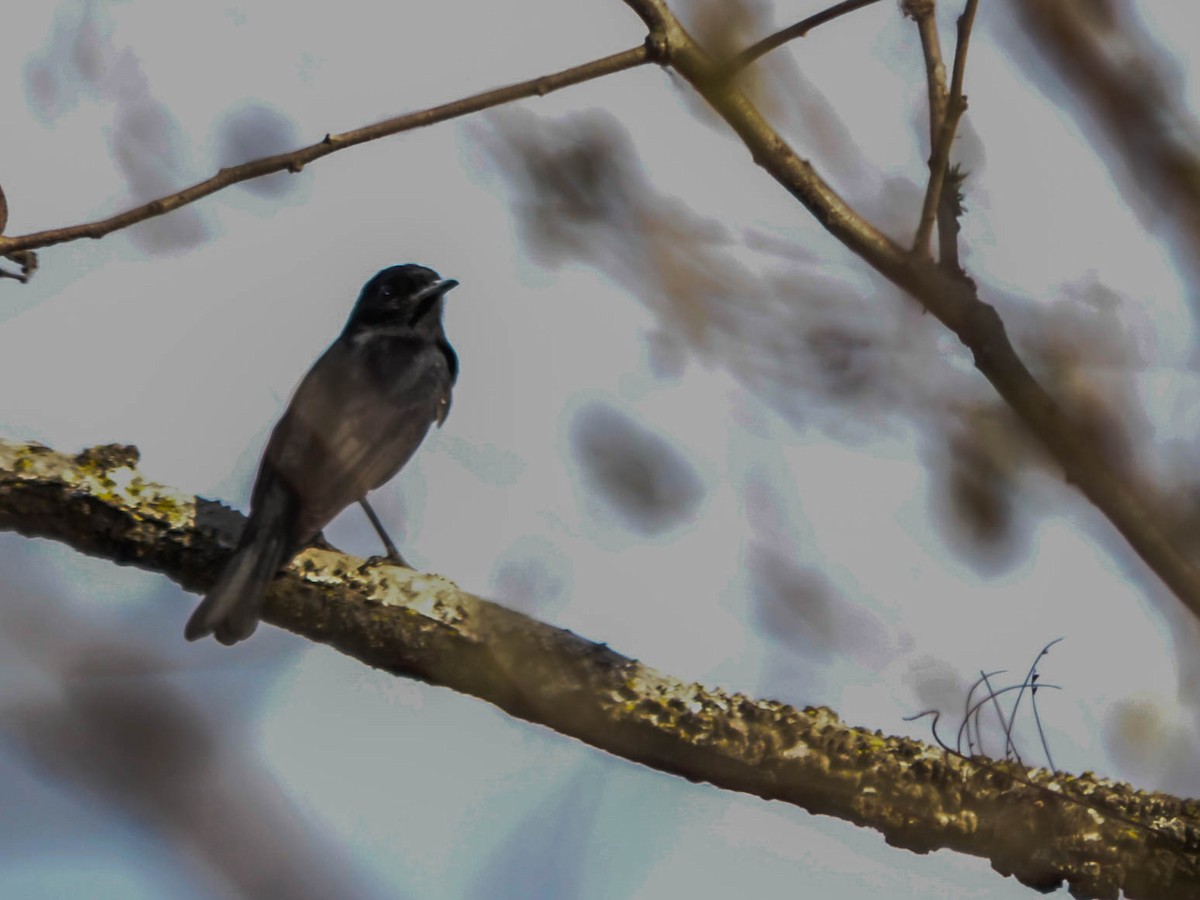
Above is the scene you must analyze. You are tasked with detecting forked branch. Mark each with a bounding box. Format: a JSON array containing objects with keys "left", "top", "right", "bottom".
[
  {"left": 912, "top": 0, "right": 980, "bottom": 259},
  {"left": 618, "top": 0, "right": 1200, "bottom": 625}
]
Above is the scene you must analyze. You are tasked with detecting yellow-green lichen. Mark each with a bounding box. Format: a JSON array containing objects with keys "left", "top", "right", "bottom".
[{"left": 292, "top": 548, "right": 467, "bottom": 625}]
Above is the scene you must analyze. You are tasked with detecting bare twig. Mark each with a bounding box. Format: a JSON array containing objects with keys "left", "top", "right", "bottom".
[
  {"left": 913, "top": 0, "right": 979, "bottom": 257},
  {"left": 947, "top": 0, "right": 979, "bottom": 113},
  {"left": 727, "top": 0, "right": 887, "bottom": 74},
  {"left": 1029, "top": 672, "right": 1055, "bottom": 772},
  {"left": 905, "top": 0, "right": 948, "bottom": 147},
  {"left": 959, "top": 668, "right": 1004, "bottom": 756},
  {"left": 0, "top": 44, "right": 653, "bottom": 259},
  {"left": 1001, "top": 638, "right": 1063, "bottom": 770},
  {"left": 978, "top": 669, "right": 1016, "bottom": 760}
]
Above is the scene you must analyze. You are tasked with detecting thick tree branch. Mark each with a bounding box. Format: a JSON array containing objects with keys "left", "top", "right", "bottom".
[
  {"left": 619, "top": 0, "right": 1200, "bottom": 626},
  {"left": 0, "top": 44, "right": 653, "bottom": 257},
  {"left": 1, "top": 438, "right": 1198, "bottom": 898}
]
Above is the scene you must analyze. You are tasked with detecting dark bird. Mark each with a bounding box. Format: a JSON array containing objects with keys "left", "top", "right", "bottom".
[{"left": 185, "top": 264, "right": 459, "bottom": 645}]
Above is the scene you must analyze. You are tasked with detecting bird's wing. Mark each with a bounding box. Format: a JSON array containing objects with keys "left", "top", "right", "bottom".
[
  {"left": 256, "top": 337, "right": 448, "bottom": 542},
  {"left": 435, "top": 338, "right": 458, "bottom": 426}
]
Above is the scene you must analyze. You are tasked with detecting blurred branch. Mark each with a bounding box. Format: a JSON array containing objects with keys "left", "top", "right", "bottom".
[
  {"left": 1011, "top": 0, "right": 1200, "bottom": 297},
  {"left": 0, "top": 44, "right": 653, "bottom": 258},
  {"left": 3, "top": 634, "right": 387, "bottom": 899},
  {"left": 0, "top": 437, "right": 1197, "bottom": 899},
  {"left": 618, "top": 0, "right": 1200, "bottom": 626}
]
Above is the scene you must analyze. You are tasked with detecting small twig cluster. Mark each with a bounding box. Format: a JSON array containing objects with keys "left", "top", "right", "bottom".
[{"left": 906, "top": 638, "right": 1063, "bottom": 771}]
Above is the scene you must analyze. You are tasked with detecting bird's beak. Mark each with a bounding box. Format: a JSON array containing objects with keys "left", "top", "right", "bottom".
[{"left": 409, "top": 278, "right": 459, "bottom": 325}]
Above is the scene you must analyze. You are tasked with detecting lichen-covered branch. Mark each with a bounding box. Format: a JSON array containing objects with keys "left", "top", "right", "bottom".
[
  {"left": 618, "top": 0, "right": 1200, "bottom": 629},
  {"left": 0, "top": 437, "right": 1197, "bottom": 898}
]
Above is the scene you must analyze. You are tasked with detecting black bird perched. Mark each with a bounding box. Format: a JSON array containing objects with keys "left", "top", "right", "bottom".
[{"left": 185, "top": 264, "right": 459, "bottom": 645}]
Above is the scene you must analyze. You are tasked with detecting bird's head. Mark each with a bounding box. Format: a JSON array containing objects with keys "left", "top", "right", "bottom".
[{"left": 347, "top": 264, "right": 458, "bottom": 334}]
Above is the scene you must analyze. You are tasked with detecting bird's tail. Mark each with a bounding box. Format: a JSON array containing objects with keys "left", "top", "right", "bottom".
[{"left": 185, "top": 491, "right": 294, "bottom": 645}]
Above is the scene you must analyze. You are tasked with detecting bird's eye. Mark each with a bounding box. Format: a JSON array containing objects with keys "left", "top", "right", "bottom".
[{"left": 379, "top": 284, "right": 394, "bottom": 298}]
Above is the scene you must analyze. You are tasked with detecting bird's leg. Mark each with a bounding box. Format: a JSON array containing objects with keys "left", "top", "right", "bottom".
[{"left": 358, "top": 498, "right": 409, "bottom": 567}]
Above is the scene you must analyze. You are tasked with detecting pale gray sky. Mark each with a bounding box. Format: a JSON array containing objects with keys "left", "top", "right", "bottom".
[{"left": 1, "top": 2, "right": 1197, "bottom": 898}]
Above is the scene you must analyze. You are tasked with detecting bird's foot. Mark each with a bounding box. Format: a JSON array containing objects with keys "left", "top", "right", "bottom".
[{"left": 361, "top": 552, "right": 411, "bottom": 571}]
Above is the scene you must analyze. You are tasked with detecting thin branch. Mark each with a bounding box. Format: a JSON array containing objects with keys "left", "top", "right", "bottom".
[
  {"left": 958, "top": 668, "right": 1004, "bottom": 756},
  {"left": 979, "top": 670, "right": 1017, "bottom": 761},
  {"left": 905, "top": 0, "right": 948, "bottom": 148},
  {"left": 1001, "top": 637, "right": 1063, "bottom": 768},
  {"left": 912, "top": 0, "right": 979, "bottom": 257},
  {"left": 727, "top": 0, "right": 887, "bottom": 74},
  {"left": 1, "top": 436, "right": 1197, "bottom": 900},
  {"left": 618, "top": 0, "right": 1200, "bottom": 624},
  {"left": 0, "top": 44, "right": 653, "bottom": 258},
  {"left": 946, "top": 0, "right": 979, "bottom": 109},
  {"left": 1029, "top": 675, "right": 1055, "bottom": 772}
]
